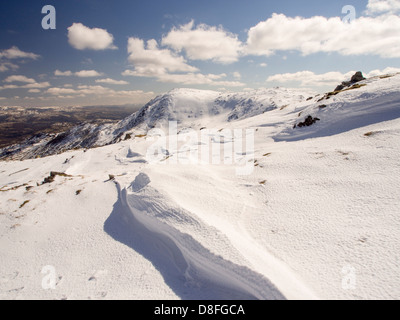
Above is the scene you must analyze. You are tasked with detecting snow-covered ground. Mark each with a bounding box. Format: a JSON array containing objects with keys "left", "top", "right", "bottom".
[{"left": 0, "top": 74, "right": 399, "bottom": 300}]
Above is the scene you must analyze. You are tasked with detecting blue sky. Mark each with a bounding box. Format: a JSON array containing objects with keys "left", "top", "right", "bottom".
[{"left": 0, "top": 0, "right": 400, "bottom": 106}]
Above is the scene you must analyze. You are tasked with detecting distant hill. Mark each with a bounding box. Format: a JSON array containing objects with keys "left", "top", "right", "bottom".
[{"left": 0, "top": 104, "right": 141, "bottom": 148}]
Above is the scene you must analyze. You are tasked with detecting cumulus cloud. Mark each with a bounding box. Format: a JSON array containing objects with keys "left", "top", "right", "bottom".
[
  {"left": 68, "top": 23, "right": 117, "bottom": 50},
  {"left": 0, "top": 46, "right": 40, "bottom": 60},
  {"left": 366, "top": 0, "right": 400, "bottom": 15},
  {"left": 95, "top": 78, "right": 129, "bottom": 85},
  {"left": 0, "top": 80, "right": 50, "bottom": 91},
  {"left": 55, "top": 70, "right": 103, "bottom": 77},
  {"left": 75, "top": 70, "right": 103, "bottom": 77},
  {"left": 155, "top": 73, "right": 244, "bottom": 87},
  {"left": 267, "top": 67, "right": 400, "bottom": 88},
  {"left": 124, "top": 37, "right": 244, "bottom": 87},
  {"left": 267, "top": 70, "right": 356, "bottom": 87},
  {"left": 0, "top": 47, "right": 39, "bottom": 73},
  {"left": 162, "top": 20, "right": 243, "bottom": 64},
  {"left": 46, "top": 85, "right": 150, "bottom": 97},
  {"left": 127, "top": 37, "right": 198, "bottom": 75},
  {"left": 123, "top": 69, "right": 244, "bottom": 87},
  {"left": 246, "top": 13, "right": 400, "bottom": 58},
  {"left": 4, "top": 75, "right": 36, "bottom": 83},
  {"left": 44, "top": 84, "right": 155, "bottom": 105},
  {"left": 47, "top": 87, "right": 79, "bottom": 95},
  {"left": 1, "top": 75, "right": 49, "bottom": 90},
  {"left": 55, "top": 70, "right": 73, "bottom": 76},
  {"left": 23, "top": 82, "right": 51, "bottom": 89},
  {"left": 0, "top": 62, "right": 19, "bottom": 72},
  {"left": 366, "top": 67, "right": 400, "bottom": 77}
]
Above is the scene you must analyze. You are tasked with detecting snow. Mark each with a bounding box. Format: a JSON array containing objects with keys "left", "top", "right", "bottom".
[{"left": 1, "top": 74, "right": 400, "bottom": 300}]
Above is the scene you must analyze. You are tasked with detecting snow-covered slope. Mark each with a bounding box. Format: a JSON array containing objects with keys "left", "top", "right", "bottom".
[
  {"left": 1, "top": 73, "right": 400, "bottom": 300},
  {"left": 275, "top": 75, "right": 400, "bottom": 141},
  {"left": 0, "top": 87, "right": 314, "bottom": 161}
]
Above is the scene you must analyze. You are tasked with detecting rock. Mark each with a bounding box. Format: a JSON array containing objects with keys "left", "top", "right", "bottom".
[
  {"left": 295, "top": 115, "right": 320, "bottom": 128},
  {"left": 334, "top": 81, "right": 349, "bottom": 92},
  {"left": 334, "top": 72, "right": 366, "bottom": 92},
  {"left": 351, "top": 71, "right": 366, "bottom": 83}
]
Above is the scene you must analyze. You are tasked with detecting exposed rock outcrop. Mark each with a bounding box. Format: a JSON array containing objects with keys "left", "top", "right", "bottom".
[
  {"left": 294, "top": 115, "right": 320, "bottom": 129},
  {"left": 334, "top": 71, "right": 366, "bottom": 92}
]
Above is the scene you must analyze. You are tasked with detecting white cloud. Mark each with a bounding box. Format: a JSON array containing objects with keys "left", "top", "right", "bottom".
[
  {"left": 123, "top": 69, "right": 244, "bottom": 87},
  {"left": 75, "top": 70, "right": 103, "bottom": 77},
  {"left": 55, "top": 70, "right": 103, "bottom": 77},
  {"left": 267, "top": 70, "right": 356, "bottom": 87},
  {"left": 266, "top": 68, "right": 400, "bottom": 88},
  {"left": 1, "top": 75, "right": 50, "bottom": 90},
  {"left": 0, "top": 81, "right": 50, "bottom": 90},
  {"left": 55, "top": 70, "right": 73, "bottom": 76},
  {"left": 125, "top": 37, "right": 244, "bottom": 87},
  {"left": 366, "top": 0, "right": 400, "bottom": 15},
  {"left": 127, "top": 37, "right": 198, "bottom": 75},
  {"left": 0, "top": 46, "right": 40, "bottom": 60},
  {"left": 0, "top": 62, "right": 19, "bottom": 72},
  {"left": 162, "top": 20, "right": 243, "bottom": 64},
  {"left": 67, "top": 23, "right": 117, "bottom": 50},
  {"left": 44, "top": 85, "right": 155, "bottom": 105},
  {"left": 4, "top": 75, "right": 36, "bottom": 83},
  {"left": 47, "top": 87, "right": 79, "bottom": 95},
  {"left": 95, "top": 78, "right": 129, "bottom": 85},
  {"left": 246, "top": 13, "right": 400, "bottom": 58},
  {"left": 28, "top": 89, "right": 41, "bottom": 93},
  {"left": 0, "top": 84, "right": 18, "bottom": 90},
  {"left": 155, "top": 73, "right": 244, "bottom": 87},
  {"left": 366, "top": 67, "right": 400, "bottom": 77},
  {"left": 259, "top": 63, "right": 268, "bottom": 67},
  {"left": 24, "top": 82, "right": 50, "bottom": 89}
]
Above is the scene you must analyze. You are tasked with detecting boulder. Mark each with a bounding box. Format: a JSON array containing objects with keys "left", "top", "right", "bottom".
[
  {"left": 351, "top": 71, "right": 366, "bottom": 83},
  {"left": 295, "top": 115, "right": 320, "bottom": 128},
  {"left": 334, "top": 71, "right": 366, "bottom": 92}
]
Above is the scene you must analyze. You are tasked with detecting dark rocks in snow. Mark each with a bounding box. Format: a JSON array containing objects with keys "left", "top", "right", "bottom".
[
  {"left": 294, "top": 115, "right": 320, "bottom": 129},
  {"left": 351, "top": 71, "right": 366, "bottom": 83},
  {"left": 334, "top": 84, "right": 347, "bottom": 92},
  {"left": 334, "top": 71, "right": 366, "bottom": 92},
  {"left": 42, "top": 171, "right": 71, "bottom": 185}
]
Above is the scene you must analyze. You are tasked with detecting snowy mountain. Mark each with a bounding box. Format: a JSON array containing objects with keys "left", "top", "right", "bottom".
[
  {"left": 0, "top": 87, "right": 314, "bottom": 161},
  {"left": 1, "top": 72, "right": 400, "bottom": 300}
]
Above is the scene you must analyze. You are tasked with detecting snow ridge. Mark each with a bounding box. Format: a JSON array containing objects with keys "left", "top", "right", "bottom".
[{"left": 105, "top": 179, "right": 285, "bottom": 300}]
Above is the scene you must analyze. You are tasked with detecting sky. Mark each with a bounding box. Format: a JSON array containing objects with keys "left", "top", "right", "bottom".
[{"left": 0, "top": 0, "right": 400, "bottom": 107}]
